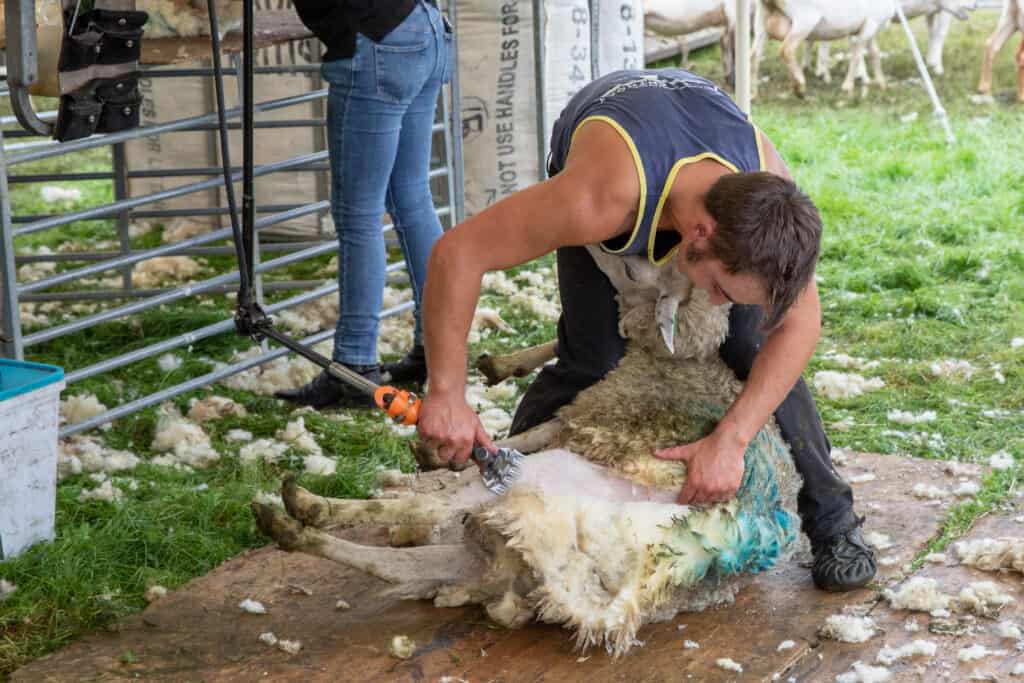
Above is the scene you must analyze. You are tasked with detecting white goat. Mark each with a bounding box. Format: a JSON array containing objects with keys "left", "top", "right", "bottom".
[
  {"left": 978, "top": 0, "right": 1024, "bottom": 103},
  {"left": 644, "top": 0, "right": 749, "bottom": 82},
  {"left": 752, "top": 0, "right": 899, "bottom": 97},
  {"left": 252, "top": 248, "right": 802, "bottom": 657}
]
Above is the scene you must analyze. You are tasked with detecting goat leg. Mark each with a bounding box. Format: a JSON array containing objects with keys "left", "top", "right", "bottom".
[{"left": 476, "top": 340, "right": 557, "bottom": 386}]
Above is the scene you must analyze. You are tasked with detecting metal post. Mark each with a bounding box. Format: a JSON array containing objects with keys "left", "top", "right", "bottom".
[
  {"left": 894, "top": 4, "right": 955, "bottom": 145},
  {"left": 111, "top": 143, "right": 134, "bottom": 292},
  {"left": 533, "top": 0, "right": 548, "bottom": 180},
  {"left": 0, "top": 127, "right": 24, "bottom": 359},
  {"left": 735, "top": 0, "right": 751, "bottom": 115},
  {"left": 443, "top": 0, "right": 466, "bottom": 225}
]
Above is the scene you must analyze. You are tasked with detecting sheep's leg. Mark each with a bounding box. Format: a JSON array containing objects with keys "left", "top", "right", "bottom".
[
  {"left": 842, "top": 32, "right": 870, "bottom": 95},
  {"left": 1016, "top": 37, "right": 1024, "bottom": 103},
  {"left": 815, "top": 42, "right": 832, "bottom": 83},
  {"left": 979, "top": 9, "right": 1016, "bottom": 95},
  {"left": 868, "top": 37, "right": 886, "bottom": 90},
  {"left": 252, "top": 502, "right": 480, "bottom": 588},
  {"left": 281, "top": 475, "right": 450, "bottom": 530},
  {"left": 750, "top": 1, "right": 775, "bottom": 99},
  {"left": 778, "top": 15, "right": 817, "bottom": 97},
  {"left": 925, "top": 11, "right": 952, "bottom": 75},
  {"left": 476, "top": 340, "right": 557, "bottom": 386}
]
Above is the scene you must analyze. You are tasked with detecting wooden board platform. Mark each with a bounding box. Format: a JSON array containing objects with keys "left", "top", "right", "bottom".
[{"left": 13, "top": 452, "right": 1003, "bottom": 682}]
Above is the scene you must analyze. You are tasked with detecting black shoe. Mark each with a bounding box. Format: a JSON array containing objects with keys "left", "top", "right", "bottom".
[
  {"left": 811, "top": 525, "right": 877, "bottom": 592},
  {"left": 274, "top": 365, "right": 380, "bottom": 410},
  {"left": 381, "top": 345, "right": 427, "bottom": 385}
]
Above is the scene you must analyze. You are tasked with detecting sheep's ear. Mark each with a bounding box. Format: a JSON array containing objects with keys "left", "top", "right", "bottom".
[{"left": 655, "top": 295, "right": 680, "bottom": 354}]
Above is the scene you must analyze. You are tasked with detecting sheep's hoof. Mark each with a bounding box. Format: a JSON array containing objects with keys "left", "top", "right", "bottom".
[
  {"left": 281, "top": 474, "right": 331, "bottom": 528},
  {"left": 252, "top": 502, "right": 305, "bottom": 552},
  {"left": 794, "top": 84, "right": 807, "bottom": 99}
]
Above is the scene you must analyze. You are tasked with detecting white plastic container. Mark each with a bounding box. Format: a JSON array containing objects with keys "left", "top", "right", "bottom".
[{"left": 0, "top": 359, "right": 65, "bottom": 559}]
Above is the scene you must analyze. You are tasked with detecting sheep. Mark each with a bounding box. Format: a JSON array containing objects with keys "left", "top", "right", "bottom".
[
  {"left": 978, "top": 0, "right": 1024, "bottom": 103},
  {"left": 251, "top": 247, "right": 802, "bottom": 657}
]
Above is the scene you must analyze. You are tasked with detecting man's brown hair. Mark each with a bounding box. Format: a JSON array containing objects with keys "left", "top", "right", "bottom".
[{"left": 701, "top": 172, "right": 822, "bottom": 330}]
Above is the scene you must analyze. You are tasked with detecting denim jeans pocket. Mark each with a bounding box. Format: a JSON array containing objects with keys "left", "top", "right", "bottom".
[{"left": 374, "top": 41, "right": 431, "bottom": 104}]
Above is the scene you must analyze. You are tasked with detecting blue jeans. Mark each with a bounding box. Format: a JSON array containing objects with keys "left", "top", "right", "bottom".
[{"left": 321, "top": 1, "right": 452, "bottom": 366}]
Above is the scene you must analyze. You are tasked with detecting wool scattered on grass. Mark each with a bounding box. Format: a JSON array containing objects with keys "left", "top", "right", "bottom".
[
  {"left": 78, "top": 479, "right": 124, "bottom": 503},
  {"left": 483, "top": 381, "right": 519, "bottom": 403},
  {"left": 39, "top": 185, "right": 83, "bottom": 203},
  {"left": 58, "top": 435, "right": 139, "bottom": 480},
  {"left": 835, "top": 661, "right": 892, "bottom": 683},
  {"left": 929, "top": 359, "right": 975, "bottom": 381},
  {"left": 276, "top": 417, "right": 322, "bottom": 457},
  {"left": 132, "top": 256, "right": 204, "bottom": 288},
  {"left": 239, "top": 439, "right": 289, "bottom": 465},
  {"left": 957, "top": 644, "right": 1008, "bottom": 662},
  {"left": 1011, "top": 338, "right": 1024, "bottom": 350},
  {"left": 238, "top": 599, "right": 267, "bottom": 614},
  {"left": 60, "top": 393, "right": 108, "bottom": 425},
  {"left": 145, "top": 585, "right": 168, "bottom": 602},
  {"left": 303, "top": 454, "right": 337, "bottom": 476},
  {"left": 954, "top": 482, "right": 980, "bottom": 497},
  {"left": 989, "top": 451, "right": 1015, "bottom": 470},
  {"left": 821, "top": 351, "right": 881, "bottom": 371},
  {"left": 887, "top": 410, "right": 937, "bottom": 425},
  {"left": 943, "top": 461, "right": 977, "bottom": 477},
  {"left": 17, "top": 257, "right": 56, "bottom": 282},
  {"left": 955, "top": 537, "right": 1024, "bottom": 575},
  {"left": 219, "top": 343, "right": 326, "bottom": 396},
  {"left": 151, "top": 404, "right": 220, "bottom": 469},
  {"left": 875, "top": 639, "right": 937, "bottom": 665},
  {"left": 275, "top": 295, "right": 339, "bottom": 335},
  {"left": 187, "top": 395, "right": 247, "bottom": 422},
  {"left": 0, "top": 579, "right": 16, "bottom": 600},
  {"left": 715, "top": 658, "right": 743, "bottom": 673},
  {"left": 820, "top": 615, "right": 878, "bottom": 643},
  {"left": 225, "top": 429, "right": 253, "bottom": 442},
  {"left": 911, "top": 483, "right": 950, "bottom": 500},
  {"left": 378, "top": 313, "right": 415, "bottom": 357},
  {"left": 157, "top": 354, "right": 183, "bottom": 372},
  {"left": 161, "top": 219, "right": 213, "bottom": 243},
  {"left": 883, "top": 577, "right": 951, "bottom": 613},
  {"left": 812, "top": 371, "right": 885, "bottom": 401},
  {"left": 864, "top": 532, "right": 893, "bottom": 550},
  {"left": 389, "top": 635, "right": 416, "bottom": 659}
]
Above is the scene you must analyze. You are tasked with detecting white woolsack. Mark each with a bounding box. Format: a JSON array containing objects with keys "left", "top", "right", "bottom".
[
  {"left": 39, "top": 185, "right": 83, "bottom": 203},
  {"left": 886, "top": 410, "right": 936, "bottom": 425},
  {"left": 911, "top": 483, "right": 949, "bottom": 500},
  {"left": 157, "top": 354, "right": 183, "bottom": 372},
  {"left": 812, "top": 371, "right": 885, "bottom": 401},
  {"left": 957, "top": 644, "right": 1008, "bottom": 662},
  {"left": 715, "top": 658, "right": 743, "bottom": 673},
  {"left": 60, "top": 393, "right": 108, "bottom": 425},
  {"left": 883, "top": 577, "right": 951, "bottom": 613},
  {"left": 820, "top": 615, "right": 877, "bottom": 643},
  {"left": 836, "top": 661, "right": 892, "bottom": 683},
  {"left": 989, "top": 451, "right": 1015, "bottom": 471},
  {"left": 875, "top": 639, "right": 937, "bottom": 665}
]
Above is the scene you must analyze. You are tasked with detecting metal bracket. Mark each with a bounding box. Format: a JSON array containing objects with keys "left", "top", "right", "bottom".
[{"left": 5, "top": 0, "right": 55, "bottom": 136}]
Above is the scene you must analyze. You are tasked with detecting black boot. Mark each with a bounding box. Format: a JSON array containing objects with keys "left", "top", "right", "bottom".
[
  {"left": 811, "top": 524, "right": 877, "bottom": 592},
  {"left": 381, "top": 345, "right": 427, "bottom": 385},
  {"left": 274, "top": 364, "right": 380, "bottom": 410}
]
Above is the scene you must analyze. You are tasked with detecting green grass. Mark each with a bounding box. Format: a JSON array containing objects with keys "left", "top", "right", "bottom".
[{"left": 1, "top": 10, "right": 1023, "bottom": 677}]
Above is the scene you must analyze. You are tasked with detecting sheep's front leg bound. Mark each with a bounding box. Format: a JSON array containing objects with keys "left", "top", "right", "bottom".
[
  {"left": 281, "top": 475, "right": 450, "bottom": 530},
  {"left": 252, "top": 502, "right": 482, "bottom": 588}
]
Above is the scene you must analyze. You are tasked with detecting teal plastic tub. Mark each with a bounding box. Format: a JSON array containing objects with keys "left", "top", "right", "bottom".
[{"left": 0, "top": 359, "right": 65, "bottom": 559}]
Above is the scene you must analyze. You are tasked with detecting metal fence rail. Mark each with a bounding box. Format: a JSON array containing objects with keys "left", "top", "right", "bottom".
[{"left": 1, "top": 3, "right": 464, "bottom": 437}]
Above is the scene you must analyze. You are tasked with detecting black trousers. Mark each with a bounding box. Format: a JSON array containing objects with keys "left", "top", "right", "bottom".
[{"left": 510, "top": 246, "right": 857, "bottom": 545}]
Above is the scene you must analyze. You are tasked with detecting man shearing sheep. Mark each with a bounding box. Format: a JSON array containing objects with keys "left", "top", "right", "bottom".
[{"left": 417, "top": 68, "right": 876, "bottom": 592}]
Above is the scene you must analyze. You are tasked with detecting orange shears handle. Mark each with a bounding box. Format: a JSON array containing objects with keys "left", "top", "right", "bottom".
[{"left": 373, "top": 386, "right": 421, "bottom": 426}]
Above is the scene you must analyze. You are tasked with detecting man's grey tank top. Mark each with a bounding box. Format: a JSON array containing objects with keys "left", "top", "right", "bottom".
[{"left": 548, "top": 69, "right": 765, "bottom": 265}]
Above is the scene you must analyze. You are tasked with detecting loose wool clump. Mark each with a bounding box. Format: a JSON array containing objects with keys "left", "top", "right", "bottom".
[
  {"left": 715, "top": 658, "right": 743, "bottom": 673},
  {"left": 929, "top": 359, "right": 975, "bottom": 381},
  {"left": 0, "top": 579, "right": 16, "bottom": 600},
  {"left": 187, "top": 395, "right": 247, "bottom": 423},
  {"left": 58, "top": 435, "right": 139, "bottom": 480},
  {"left": 954, "top": 537, "right": 1024, "bottom": 574},
  {"left": 989, "top": 451, "right": 1015, "bottom": 471},
  {"left": 836, "top": 661, "right": 892, "bottom": 683},
  {"left": 132, "top": 256, "right": 204, "bottom": 288},
  {"left": 911, "top": 483, "right": 950, "bottom": 500},
  {"left": 238, "top": 599, "right": 267, "bottom": 614},
  {"left": 151, "top": 404, "right": 220, "bottom": 468},
  {"left": 219, "top": 343, "right": 325, "bottom": 396},
  {"left": 39, "top": 185, "right": 83, "bottom": 203},
  {"left": 957, "top": 644, "right": 1008, "bottom": 662},
  {"left": 389, "top": 635, "right": 416, "bottom": 659},
  {"left": 954, "top": 482, "right": 981, "bottom": 497},
  {"left": 225, "top": 429, "right": 253, "bottom": 443},
  {"left": 875, "top": 639, "right": 937, "bottom": 665},
  {"left": 78, "top": 478, "right": 124, "bottom": 503},
  {"left": 956, "top": 580, "right": 1015, "bottom": 616},
  {"left": 239, "top": 439, "right": 289, "bottom": 465},
  {"left": 820, "top": 615, "right": 878, "bottom": 643},
  {"left": 777, "top": 640, "right": 796, "bottom": 652},
  {"left": 995, "top": 620, "right": 1022, "bottom": 640},
  {"left": 277, "top": 417, "right": 322, "bottom": 457},
  {"left": 812, "top": 371, "right": 885, "bottom": 401},
  {"left": 59, "top": 393, "right": 107, "bottom": 425},
  {"left": 883, "top": 577, "right": 951, "bottom": 613},
  {"left": 864, "top": 532, "right": 893, "bottom": 550},
  {"left": 887, "top": 410, "right": 936, "bottom": 425},
  {"left": 145, "top": 585, "right": 168, "bottom": 602},
  {"left": 157, "top": 354, "right": 183, "bottom": 372}
]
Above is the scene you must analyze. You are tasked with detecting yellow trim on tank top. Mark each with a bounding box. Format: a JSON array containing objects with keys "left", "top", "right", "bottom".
[
  {"left": 753, "top": 125, "right": 767, "bottom": 171},
  {"left": 647, "top": 152, "right": 740, "bottom": 266},
  {"left": 569, "top": 115, "right": 647, "bottom": 255}
]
